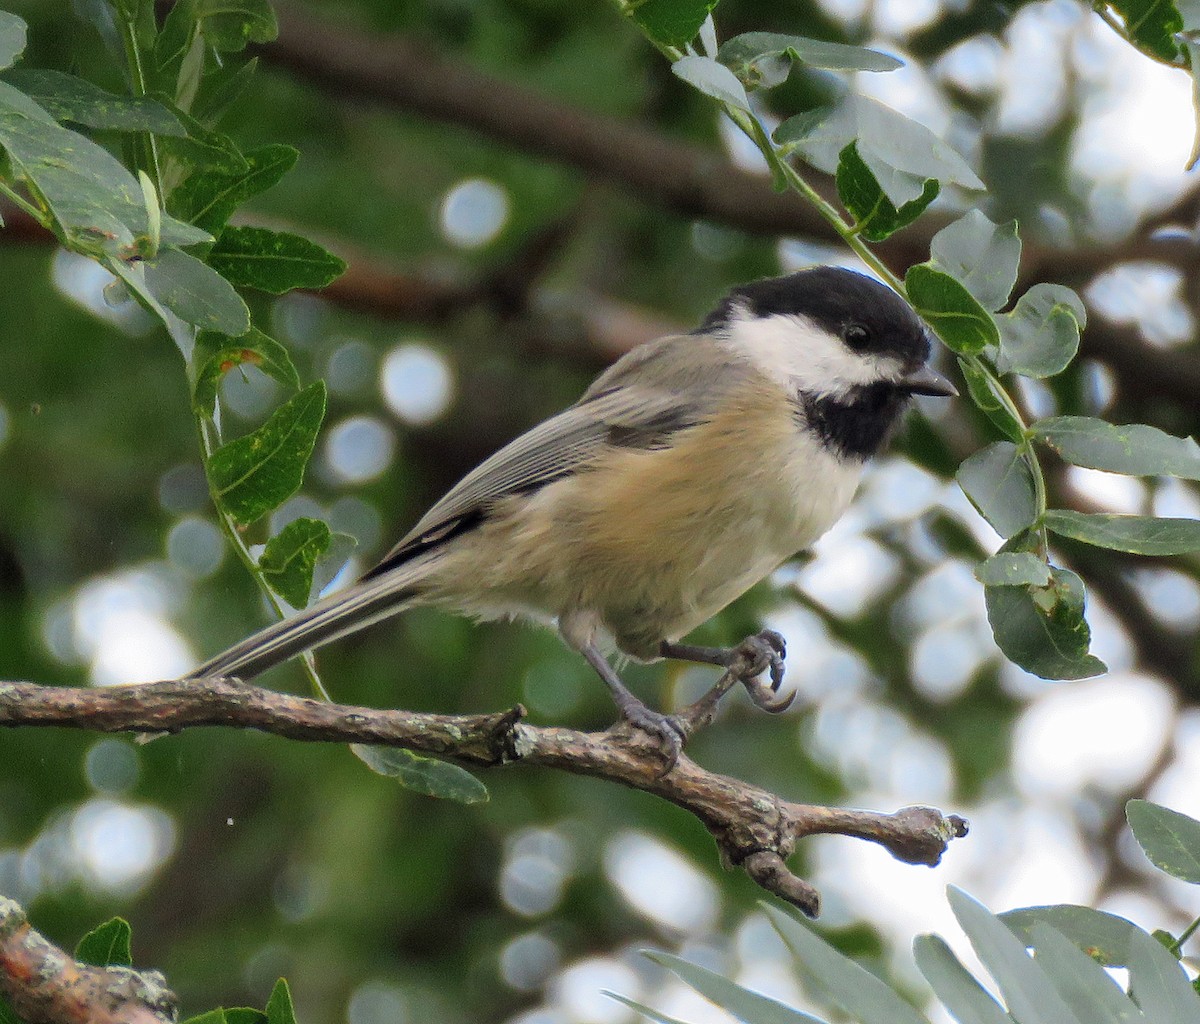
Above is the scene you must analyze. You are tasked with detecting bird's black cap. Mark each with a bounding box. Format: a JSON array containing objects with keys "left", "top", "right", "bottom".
[{"left": 700, "top": 266, "right": 931, "bottom": 365}]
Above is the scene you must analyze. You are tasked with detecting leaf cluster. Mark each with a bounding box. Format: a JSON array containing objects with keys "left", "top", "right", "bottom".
[{"left": 618, "top": 800, "right": 1200, "bottom": 1024}]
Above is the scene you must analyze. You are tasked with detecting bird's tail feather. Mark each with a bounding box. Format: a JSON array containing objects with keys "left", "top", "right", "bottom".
[{"left": 184, "top": 555, "right": 435, "bottom": 682}]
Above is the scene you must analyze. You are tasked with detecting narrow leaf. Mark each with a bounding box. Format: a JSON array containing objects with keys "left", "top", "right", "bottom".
[
  {"left": 208, "top": 226, "right": 347, "bottom": 294},
  {"left": 2, "top": 69, "right": 185, "bottom": 135},
  {"left": 1126, "top": 925, "right": 1200, "bottom": 1024},
  {"left": 764, "top": 905, "right": 928, "bottom": 1024},
  {"left": 957, "top": 358, "right": 1024, "bottom": 442},
  {"left": 168, "top": 144, "right": 298, "bottom": 235},
  {"left": 956, "top": 441, "right": 1038, "bottom": 539},
  {"left": 929, "top": 211, "right": 1021, "bottom": 312},
  {"left": 75, "top": 917, "right": 133, "bottom": 967},
  {"left": 947, "top": 887, "right": 1084, "bottom": 1024},
  {"left": 1126, "top": 800, "right": 1200, "bottom": 884},
  {"left": 996, "top": 284, "right": 1086, "bottom": 379},
  {"left": 905, "top": 264, "right": 999, "bottom": 354},
  {"left": 259, "top": 518, "right": 332, "bottom": 608},
  {"left": 206, "top": 381, "right": 326, "bottom": 525},
  {"left": 627, "top": 0, "right": 718, "bottom": 49},
  {"left": 192, "top": 327, "right": 301, "bottom": 416},
  {"left": 974, "top": 552, "right": 1051, "bottom": 588},
  {"left": 265, "top": 979, "right": 297, "bottom": 1024},
  {"left": 836, "top": 142, "right": 938, "bottom": 242},
  {"left": 142, "top": 247, "right": 250, "bottom": 334},
  {"left": 1026, "top": 923, "right": 1145, "bottom": 1024},
  {"left": 1000, "top": 905, "right": 1142, "bottom": 967},
  {"left": 644, "top": 950, "right": 826, "bottom": 1024},
  {"left": 719, "top": 31, "right": 900, "bottom": 90},
  {"left": 984, "top": 567, "right": 1106, "bottom": 680},
  {"left": 672, "top": 55, "right": 752, "bottom": 112},
  {"left": 1033, "top": 417, "right": 1200, "bottom": 480},
  {"left": 913, "top": 934, "right": 1013, "bottom": 1024},
  {"left": 351, "top": 744, "right": 489, "bottom": 804},
  {"left": 1044, "top": 510, "right": 1200, "bottom": 556},
  {"left": 0, "top": 12, "right": 27, "bottom": 70},
  {"left": 604, "top": 993, "right": 698, "bottom": 1024}
]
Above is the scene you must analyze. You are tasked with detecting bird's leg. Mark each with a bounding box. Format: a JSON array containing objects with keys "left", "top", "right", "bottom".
[
  {"left": 660, "top": 629, "right": 794, "bottom": 713},
  {"left": 578, "top": 641, "right": 687, "bottom": 768}
]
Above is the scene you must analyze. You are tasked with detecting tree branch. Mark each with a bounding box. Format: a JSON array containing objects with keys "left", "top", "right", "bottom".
[
  {"left": 0, "top": 897, "right": 176, "bottom": 1024},
  {"left": 0, "top": 677, "right": 967, "bottom": 918}
]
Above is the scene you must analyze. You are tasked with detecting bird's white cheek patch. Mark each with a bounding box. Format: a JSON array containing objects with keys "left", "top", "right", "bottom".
[{"left": 722, "top": 312, "right": 902, "bottom": 397}]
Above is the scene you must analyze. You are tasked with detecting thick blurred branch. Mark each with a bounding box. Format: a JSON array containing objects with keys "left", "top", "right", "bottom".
[
  {"left": 0, "top": 896, "right": 176, "bottom": 1024},
  {"left": 0, "top": 677, "right": 967, "bottom": 917}
]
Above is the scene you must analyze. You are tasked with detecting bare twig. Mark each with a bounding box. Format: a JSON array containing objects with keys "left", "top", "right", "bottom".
[
  {"left": 0, "top": 896, "right": 176, "bottom": 1024},
  {"left": 0, "top": 677, "right": 967, "bottom": 917}
]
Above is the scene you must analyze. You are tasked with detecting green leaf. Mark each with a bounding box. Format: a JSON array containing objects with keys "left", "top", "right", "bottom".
[
  {"left": 776, "top": 94, "right": 983, "bottom": 206},
  {"left": 310, "top": 531, "right": 357, "bottom": 596},
  {"left": 75, "top": 916, "right": 133, "bottom": 967},
  {"left": 1033, "top": 416, "right": 1200, "bottom": 479},
  {"left": 996, "top": 284, "right": 1086, "bottom": 379},
  {"left": 155, "top": 100, "right": 250, "bottom": 174},
  {"left": 627, "top": 0, "right": 718, "bottom": 49},
  {"left": 1127, "top": 800, "right": 1200, "bottom": 884},
  {"left": 265, "top": 979, "right": 297, "bottom": 1024},
  {"left": 603, "top": 993, "right": 697, "bottom": 1024},
  {"left": 1184, "top": 39, "right": 1200, "bottom": 170},
  {"left": 1126, "top": 924, "right": 1200, "bottom": 1024},
  {"left": 913, "top": 934, "right": 1012, "bottom": 1024},
  {"left": 984, "top": 567, "right": 1106, "bottom": 680},
  {"left": 764, "top": 905, "right": 928, "bottom": 1024},
  {"left": 947, "top": 887, "right": 1084, "bottom": 1024},
  {"left": 1045, "top": 510, "right": 1200, "bottom": 556},
  {"left": 1025, "top": 924, "right": 1142, "bottom": 1024},
  {"left": 351, "top": 745, "right": 489, "bottom": 804},
  {"left": 194, "top": 55, "right": 259, "bottom": 124},
  {"left": 643, "top": 950, "right": 825, "bottom": 1024},
  {"left": 671, "top": 55, "right": 751, "bottom": 112},
  {"left": 0, "top": 995, "right": 20, "bottom": 1024},
  {"left": 181, "top": 1013, "right": 229, "bottom": 1024},
  {"left": 2, "top": 70, "right": 185, "bottom": 135},
  {"left": 168, "top": 144, "right": 298, "bottom": 235},
  {"left": 929, "top": 211, "right": 1021, "bottom": 312},
  {"left": 1111, "top": 0, "right": 1183, "bottom": 61},
  {"left": 956, "top": 441, "right": 1038, "bottom": 539},
  {"left": 1000, "top": 905, "right": 1142, "bottom": 967},
  {"left": 208, "top": 226, "right": 347, "bottom": 294},
  {"left": 0, "top": 12, "right": 27, "bottom": 71},
  {"left": 905, "top": 264, "right": 999, "bottom": 354},
  {"left": 260, "top": 518, "right": 332, "bottom": 608},
  {"left": 957, "top": 358, "right": 1024, "bottom": 442},
  {"left": 719, "top": 32, "right": 901, "bottom": 90},
  {"left": 192, "top": 327, "right": 301, "bottom": 416},
  {"left": 974, "top": 552, "right": 1051, "bottom": 588},
  {"left": 206, "top": 381, "right": 327, "bottom": 525},
  {"left": 142, "top": 246, "right": 250, "bottom": 334},
  {"left": 225, "top": 1011, "right": 269, "bottom": 1024},
  {"left": 835, "top": 142, "right": 938, "bottom": 242},
  {"left": 196, "top": 0, "right": 278, "bottom": 52}
]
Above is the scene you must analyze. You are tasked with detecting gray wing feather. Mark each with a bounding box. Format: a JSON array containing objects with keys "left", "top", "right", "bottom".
[{"left": 370, "top": 334, "right": 750, "bottom": 570}]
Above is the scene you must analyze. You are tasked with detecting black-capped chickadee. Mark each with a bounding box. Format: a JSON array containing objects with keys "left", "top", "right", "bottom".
[{"left": 187, "top": 267, "right": 956, "bottom": 759}]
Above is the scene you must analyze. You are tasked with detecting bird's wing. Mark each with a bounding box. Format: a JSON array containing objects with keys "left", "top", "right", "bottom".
[{"left": 363, "top": 333, "right": 752, "bottom": 577}]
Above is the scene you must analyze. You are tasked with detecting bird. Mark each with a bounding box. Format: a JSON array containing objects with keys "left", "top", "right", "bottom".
[{"left": 186, "top": 266, "right": 957, "bottom": 763}]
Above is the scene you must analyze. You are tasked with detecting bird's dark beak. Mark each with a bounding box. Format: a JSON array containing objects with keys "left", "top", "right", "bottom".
[{"left": 899, "top": 364, "right": 958, "bottom": 397}]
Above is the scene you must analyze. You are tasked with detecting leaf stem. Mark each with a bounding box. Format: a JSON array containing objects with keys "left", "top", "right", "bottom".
[
  {"left": 0, "top": 180, "right": 51, "bottom": 227},
  {"left": 117, "top": 15, "right": 164, "bottom": 203},
  {"left": 193, "top": 410, "right": 332, "bottom": 702},
  {"left": 1170, "top": 913, "right": 1200, "bottom": 955}
]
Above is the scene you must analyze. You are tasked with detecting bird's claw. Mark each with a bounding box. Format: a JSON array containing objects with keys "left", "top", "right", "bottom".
[
  {"left": 617, "top": 701, "right": 687, "bottom": 774},
  {"left": 732, "top": 630, "right": 792, "bottom": 713}
]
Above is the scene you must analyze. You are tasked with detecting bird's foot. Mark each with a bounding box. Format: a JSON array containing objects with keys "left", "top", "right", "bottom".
[
  {"left": 729, "top": 630, "right": 793, "bottom": 713},
  {"left": 611, "top": 691, "right": 687, "bottom": 774}
]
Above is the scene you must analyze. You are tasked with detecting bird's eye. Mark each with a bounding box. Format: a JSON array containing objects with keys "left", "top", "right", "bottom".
[{"left": 844, "top": 324, "right": 871, "bottom": 351}]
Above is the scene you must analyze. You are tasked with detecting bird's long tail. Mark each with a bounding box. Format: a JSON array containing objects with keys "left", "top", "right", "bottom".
[{"left": 184, "top": 553, "right": 439, "bottom": 682}]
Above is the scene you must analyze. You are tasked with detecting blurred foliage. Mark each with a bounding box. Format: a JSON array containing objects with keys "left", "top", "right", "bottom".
[{"left": 0, "top": 1, "right": 1198, "bottom": 1022}]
